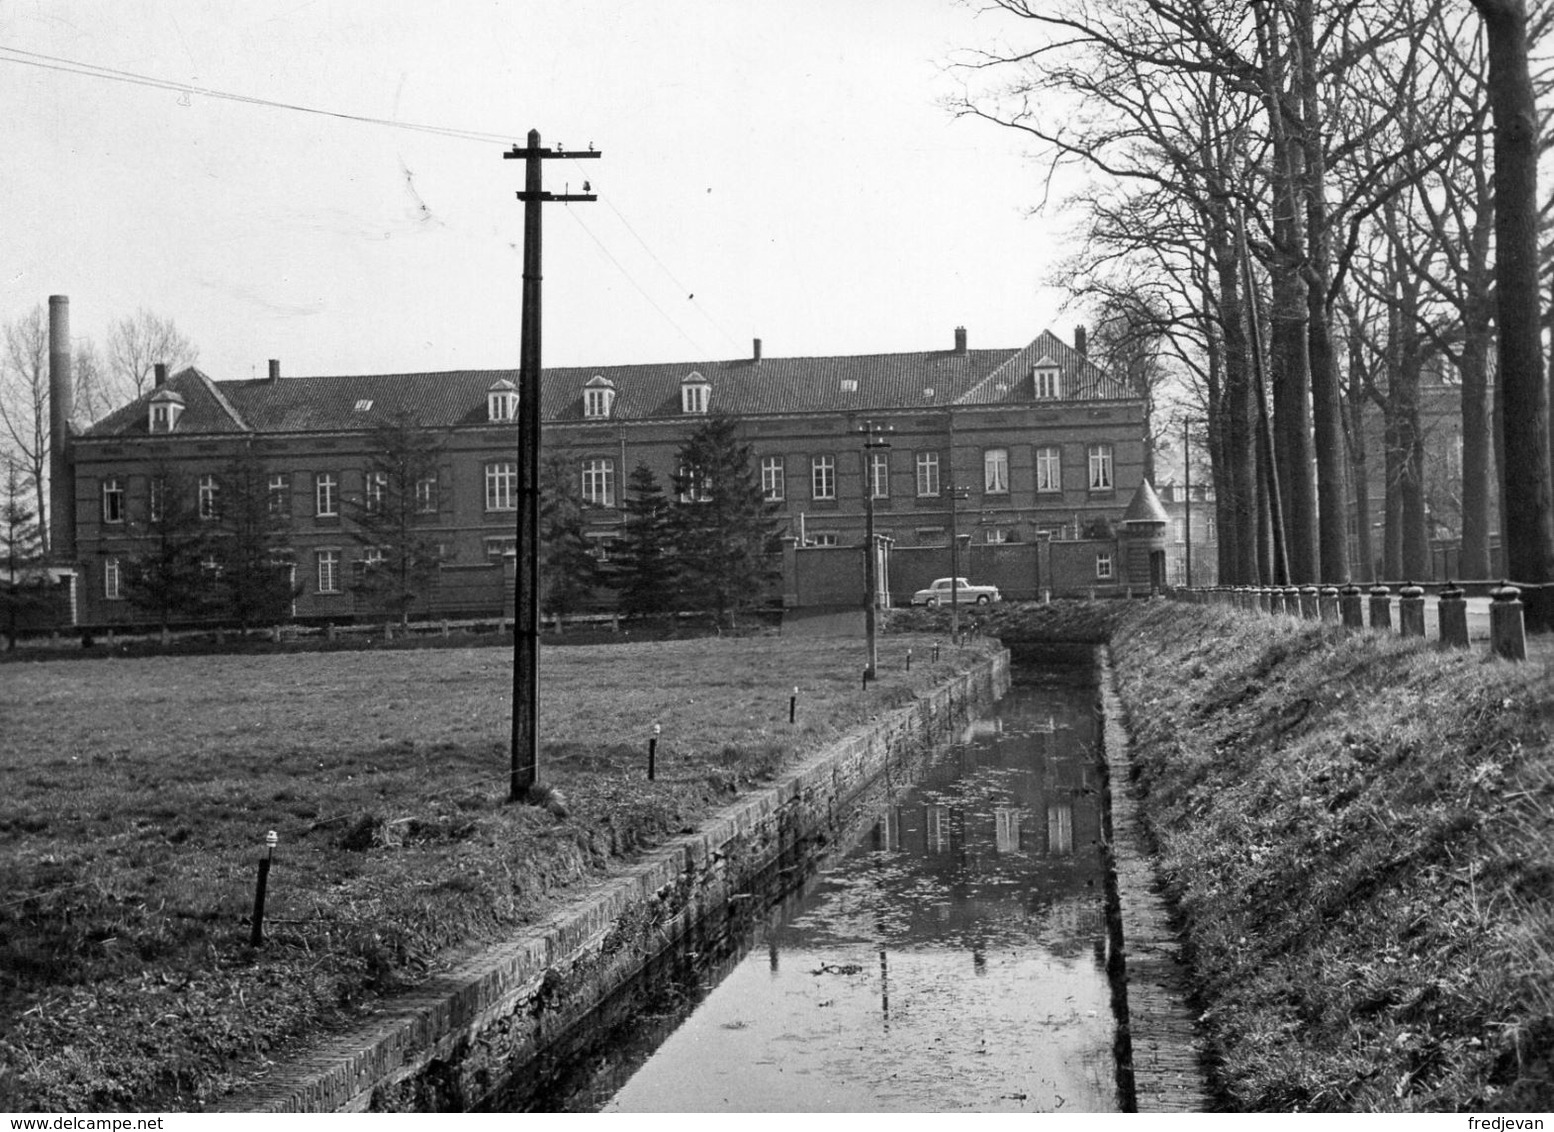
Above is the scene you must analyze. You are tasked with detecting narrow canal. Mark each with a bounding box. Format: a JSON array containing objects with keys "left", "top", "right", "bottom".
[{"left": 509, "top": 664, "right": 1123, "bottom": 1113}]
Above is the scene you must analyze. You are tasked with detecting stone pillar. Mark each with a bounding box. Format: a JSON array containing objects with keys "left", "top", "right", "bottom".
[
  {"left": 1438, "top": 583, "right": 1469, "bottom": 649},
  {"left": 1490, "top": 584, "right": 1527, "bottom": 661},
  {"left": 1283, "top": 586, "right": 1301, "bottom": 616},
  {"left": 1299, "top": 585, "right": 1319, "bottom": 620},
  {"left": 1339, "top": 583, "right": 1364, "bottom": 630},
  {"left": 1369, "top": 585, "right": 1392, "bottom": 631},
  {"left": 1258, "top": 586, "right": 1272, "bottom": 614},
  {"left": 1319, "top": 585, "right": 1341, "bottom": 623},
  {"left": 1398, "top": 583, "right": 1426, "bottom": 638}
]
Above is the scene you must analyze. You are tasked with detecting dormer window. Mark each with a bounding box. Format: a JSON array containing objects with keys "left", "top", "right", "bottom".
[
  {"left": 1033, "top": 356, "right": 1061, "bottom": 399},
  {"left": 148, "top": 388, "right": 185, "bottom": 433},
  {"left": 681, "top": 372, "right": 710, "bottom": 415},
  {"left": 583, "top": 375, "right": 616, "bottom": 419},
  {"left": 488, "top": 379, "right": 518, "bottom": 422}
]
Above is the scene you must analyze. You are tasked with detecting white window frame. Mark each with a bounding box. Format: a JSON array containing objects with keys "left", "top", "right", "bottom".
[
  {"left": 811, "top": 454, "right": 836, "bottom": 501},
  {"left": 811, "top": 532, "right": 840, "bottom": 547},
  {"left": 915, "top": 452, "right": 940, "bottom": 497},
  {"left": 761, "top": 455, "right": 785, "bottom": 501},
  {"left": 148, "top": 479, "right": 165, "bottom": 523},
  {"left": 681, "top": 379, "right": 710, "bottom": 414},
  {"left": 104, "top": 557, "right": 122, "bottom": 600},
  {"left": 986, "top": 527, "right": 1011, "bottom": 544},
  {"left": 1036, "top": 446, "right": 1062, "bottom": 494},
  {"left": 316, "top": 549, "right": 341, "bottom": 594},
  {"left": 415, "top": 474, "right": 438, "bottom": 514},
  {"left": 584, "top": 386, "right": 614, "bottom": 419},
  {"left": 1096, "top": 552, "right": 1114, "bottom": 580},
  {"left": 199, "top": 474, "right": 220, "bottom": 520},
  {"left": 581, "top": 458, "right": 615, "bottom": 507},
  {"left": 1088, "top": 445, "right": 1114, "bottom": 491},
  {"left": 869, "top": 451, "right": 890, "bottom": 499},
  {"left": 314, "top": 472, "right": 338, "bottom": 517},
  {"left": 487, "top": 388, "right": 517, "bottom": 422},
  {"left": 102, "top": 478, "right": 124, "bottom": 524},
  {"left": 984, "top": 448, "right": 1009, "bottom": 495},
  {"left": 364, "top": 470, "right": 386, "bottom": 514},
  {"left": 678, "top": 464, "right": 711, "bottom": 503},
  {"left": 268, "top": 473, "right": 289, "bottom": 515},
  {"left": 1035, "top": 367, "right": 1059, "bottom": 399},
  {"left": 485, "top": 536, "right": 516, "bottom": 560},
  {"left": 485, "top": 462, "right": 516, "bottom": 511}
]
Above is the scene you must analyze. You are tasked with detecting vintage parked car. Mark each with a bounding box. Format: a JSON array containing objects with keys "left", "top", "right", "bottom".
[{"left": 910, "top": 577, "right": 1002, "bottom": 606}]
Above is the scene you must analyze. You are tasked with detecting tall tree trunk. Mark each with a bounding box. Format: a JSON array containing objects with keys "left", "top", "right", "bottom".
[
  {"left": 1459, "top": 310, "right": 1495, "bottom": 578},
  {"left": 1212, "top": 205, "right": 1259, "bottom": 585},
  {"left": 1473, "top": 0, "right": 1554, "bottom": 623},
  {"left": 1345, "top": 304, "right": 1375, "bottom": 583}
]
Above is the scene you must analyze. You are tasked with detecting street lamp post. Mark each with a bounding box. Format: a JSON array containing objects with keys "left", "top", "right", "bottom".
[{"left": 859, "top": 421, "right": 893, "bottom": 680}]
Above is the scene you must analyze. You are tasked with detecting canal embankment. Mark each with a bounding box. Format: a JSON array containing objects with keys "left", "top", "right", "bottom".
[
  {"left": 221, "top": 649, "right": 1011, "bottom": 1111},
  {"left": 1104, "top": 601, "right": 1553, "bottom": 1112}
]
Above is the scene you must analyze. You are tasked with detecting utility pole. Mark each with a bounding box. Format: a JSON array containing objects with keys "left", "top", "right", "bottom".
[
  {"left": 504, "top": 129, "right": 599, "bottom": 802},
  {"left": 1184, "top": 418, "right": 1193, "bottom": 589},
  {"left": 859, "top": 421, "right": 893, "bottom": 680}
]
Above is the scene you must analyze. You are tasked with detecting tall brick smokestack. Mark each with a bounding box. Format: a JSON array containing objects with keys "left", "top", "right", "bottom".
[{"left": 48, "top": 295, "right": 75, "bottom": 560}]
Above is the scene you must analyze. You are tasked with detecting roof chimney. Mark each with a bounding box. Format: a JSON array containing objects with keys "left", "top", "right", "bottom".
[
  {"left": 154, "top": 363, "right": 167, "bottom": 388},
  {"left": 48, "top": 296, "right": 75, "bottom": 561},
  {"left": 268, "top": 358, "right": 280, "bottom": 382},
  {"left": 1074, "top": 325, "right": 1087, "bottom": 355},
  {"left": 954, "top": 326, "right": 968, "bottom": 355},
  {"left": 752, "top": 338, "right": 762, "bottom": 363}
]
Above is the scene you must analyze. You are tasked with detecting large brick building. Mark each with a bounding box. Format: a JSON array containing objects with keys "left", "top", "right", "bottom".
[{"left": 49, "top": 300, "right": 1152, "bottom": 626}]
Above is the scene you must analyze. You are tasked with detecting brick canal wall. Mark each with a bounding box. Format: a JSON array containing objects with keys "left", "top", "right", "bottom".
[{"left": 222, "top": 650, "right": 1010, "bottom": 1113}]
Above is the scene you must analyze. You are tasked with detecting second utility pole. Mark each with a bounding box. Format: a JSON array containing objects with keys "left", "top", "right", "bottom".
[{"left": 506, "top": 128, "right": 599, "bottom": 802}]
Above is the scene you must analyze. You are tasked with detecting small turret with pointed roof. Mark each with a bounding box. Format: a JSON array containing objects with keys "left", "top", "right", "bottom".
[{"left": 1121, "top": 479, "right": 1169, "bottom": 526}]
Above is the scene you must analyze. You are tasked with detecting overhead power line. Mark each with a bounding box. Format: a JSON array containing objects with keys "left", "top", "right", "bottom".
[{"left": 0, "top": 44, "right": 518, "bottom": 144}]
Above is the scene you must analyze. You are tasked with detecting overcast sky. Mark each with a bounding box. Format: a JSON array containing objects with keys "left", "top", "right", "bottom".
[{"left": 5, "top": 1, "right": 1087, "bottom": 385}]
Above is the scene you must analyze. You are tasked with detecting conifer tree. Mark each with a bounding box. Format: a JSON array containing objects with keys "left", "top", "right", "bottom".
[
  {"left": 348, "top": 412, "right": 446, "bottom": 625},
  {"left": 539, "top": 452, "right": 599, "bottom": 626},
  {"left": 670, "top": 413, "right": 781, "bottom": 628},
  {"left": 215, "top": 446, "right": 298, "bottom": 632},
  {"left": 2, "top": 458, "right": 44, "bottom": 648},
  {"left": 615, "top": 463, "right": 674, "bottom": 620},
  {"left": 119, "top": 462, "right": 214, "bottom": 633}
]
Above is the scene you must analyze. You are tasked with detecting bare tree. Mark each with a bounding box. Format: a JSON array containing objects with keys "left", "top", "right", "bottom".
[
  {"left": 0, "top": 307, "right": 50, "bottom": 554},
  {"left": 107, "top": 309, "right": 199, "bottom": 397}
]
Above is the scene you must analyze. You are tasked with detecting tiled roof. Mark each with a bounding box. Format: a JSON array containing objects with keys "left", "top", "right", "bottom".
[
  {"left": 81, "top": 332, "right": 1133, "bottom": 438},
  {"left": 1121, "top": 479, "right": 1169, "bottom": 524}
]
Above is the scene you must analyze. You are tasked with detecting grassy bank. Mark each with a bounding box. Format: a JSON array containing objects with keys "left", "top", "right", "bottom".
[
  {"left": 1107, "top": 602, "right": 1553, "bottom": 1112},
  {"left": 0, "top": 630, "right": 993, "bottom": 1111}
]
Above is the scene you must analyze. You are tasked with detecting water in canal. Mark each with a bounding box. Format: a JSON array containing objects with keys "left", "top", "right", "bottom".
[{"left": 519, "top": 670, "right": 1121, "bottom": 1113}]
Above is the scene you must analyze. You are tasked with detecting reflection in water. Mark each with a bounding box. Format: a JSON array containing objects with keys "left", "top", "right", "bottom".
[{"left": 522, "top": 678, "right": 1119, "bottom": 1113}]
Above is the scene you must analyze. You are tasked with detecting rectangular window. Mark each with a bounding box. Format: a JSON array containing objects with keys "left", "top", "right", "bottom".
[
  {"left": 415, "top": 474, "right": 438, "bottom": 514},
  {"left": 678, "top": 464, "right": 711, "bottom": 503},
  {"left": 1096, "top": 552, "right": 1114, "bottom": 580},
  {"left": 485, "top": 462, "right": 516, "bottom": 511},
  {"left": 869, "top": 452, "right": 890, "bottom": 499},
  {"left": 915, "top": 452, "right": 940, "bottom": 497},
  {"left": 104, "top": 557, "right": 122, "bottom": 600},
  {"left": 364, "top": 471, "right": 386, "bottom": 514},
  {"left": 485, "top": 536, "right": 516, "bottom": 559},
  {"left": 581, "top": 459, "right": 615, "bottom": 507},
  {"left": 1088, "top": 445, "right": 1114, "bottom": 491},
  {"left": 1174, "top": 517, "right": 1186, "bottom": 543},
  {"left": 102, "top": 478, "right": 124, "bottom": 524},
  {"left": 761, "top": 456, "right": 786, "bottom": 501},
  {"left": 984, "top": 448, "right": 1009, "bottom": 494},
  {"left": 314, "top": 472, "right": 338, "bottom": 517},
  {"left": 1035, "top": 368, "right": 1059, "bottom": 399},
  {"left": 362, "top": 547, "right": 384, "bottom": 569},
  {"left": 810, "top": 532, "right": 839, "bottom": 547},
  {"left": 268, "top": 473, "right": 289, "bottom": 516},
  {"left": 986, "top": 527, "right": 1011, "bottom": 544},
  {"left": 584, "top": 388, "right": 614, "bottom": 418},
  {"left": 811, "top": 455, "right": 836, "bottom": 501},
  {"left": 1036, "top": 446, "right": 1062, "bottom": 493},
  {"left": 316, "top": 549, "right": 340, "bottom": 594},
  {"left": 199, "top": 474, "right": 219, "bottom": 520},
  {"left": 149, "top": 478, "right": 165, "bottom": 523}
]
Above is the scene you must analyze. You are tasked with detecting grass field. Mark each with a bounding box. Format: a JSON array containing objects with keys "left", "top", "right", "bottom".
[{"left": 0, "top": 628, "right": 995, "bottom": 1111}]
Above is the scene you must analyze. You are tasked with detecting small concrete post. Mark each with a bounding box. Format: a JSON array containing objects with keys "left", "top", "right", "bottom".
[
  {"left": 249, "top": 830, "right": 278, "bottom": 947},
  {"left": 441, "top": 619, "right": 449, "bottom": 638},
  {"left": 1438, "top": 582, "right": 1469, "bottom": 649},
  {"left": 272, "top": 624, "right": 282, "bottom": 643},
  {"left": 906, "top": 647, "right": 912, "bottom": 671},
  {"left": 383, "top": 622, "right": 393, "bottom": 642},
  {"left": 1369, "top": 585, "right": 1392, "bottom": 631},
  {"left": 1490, "top": 584, "right": 1527, "bottom": 661},
  {"left": 1399, "top": 583, "right": 1426, "bottom": 638},
  {"left": 1319, "top": 585, "right": 1341, "bottom": 623},
  {"left": 1299, "top": 585, "right": 1319, "bottom": 620},
  {"left": 326, "top": 622, "right": 337, "bottom": 641},
  {"left": 1283, "top": 586, "right": 1301, "bottom": 616},
  {"left": 789, "top": 686, "right": 798, "bottom": 724},
  {"left": 1267, "top": 587, "right": 1284, "bottom": 616},
  {"left": 648, "top": 723, "right": 660, "bottom": 780},
  {"left": 1339, "top": 583, "right": 1364, "bottom": 630}
]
